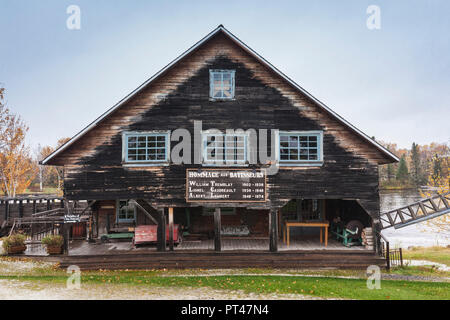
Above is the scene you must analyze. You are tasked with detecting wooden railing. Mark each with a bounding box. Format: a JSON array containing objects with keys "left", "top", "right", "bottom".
[
  {"left": 378, "top": 231, "right": 403, "bottom": 270},
  {"left": 9, "top": 206, "right": 93, "bottom": 243},
  {"left": 379, "top": 191, "right": 450, "bottom": 229},
  {"left": 0, "top": 196, "right": 87, "bottom": 227}
]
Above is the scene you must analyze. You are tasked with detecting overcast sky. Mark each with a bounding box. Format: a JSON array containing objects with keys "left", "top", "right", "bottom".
[{"left": 0, "top": 0, "right": 449, "bottom": 152}]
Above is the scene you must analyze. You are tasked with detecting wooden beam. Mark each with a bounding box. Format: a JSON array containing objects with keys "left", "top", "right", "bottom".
[
  {"left": 63, "top": 223, "right": 70, "bottom": 255},
  {"left": 157, "top": 209, "right": 166, "bottom": 252},
  {"left": 428, "top": 198, "right": 439, "bottom": 212},
  {"left": 168, "top": 208, "right": 174, "bottom": 251},
  {"left": 396, "top": 209, "right": 406, "bottom": 224},
  {"left": 440, "top": 194, "right": 449, "bottom": 209},
  {"left": 131, "top": 200, "right": 158, "bottom": 225},
  {"left": 4, "top": 200, "right": 9, "bottom": 221},
  {"left": 214, "top": 208, "right": 221, "bottom": 252},
  {"left": 18, "top": 200, "right": 24, "bottom": 218},
  {"left": 418, "top": 202, "right": 428, "bottom": 216},
  {"left": 269, "top": 209, "right": 278, "bottom": 252}
]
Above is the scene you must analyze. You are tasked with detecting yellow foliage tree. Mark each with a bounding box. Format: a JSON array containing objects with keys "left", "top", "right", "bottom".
[
  {"left": 421, "top": 153, "right": 450, "bottom": 237},
  {"left": 0, "top": 87, "right": 36, "bottom": 196},
  {"left": 37, "top": 137, "right": 71, "bottom": 196}
]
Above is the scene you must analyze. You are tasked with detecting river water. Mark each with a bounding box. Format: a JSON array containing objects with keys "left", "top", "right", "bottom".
[{"left": 380, "top": 189, "right": 449, "bottom": 248}]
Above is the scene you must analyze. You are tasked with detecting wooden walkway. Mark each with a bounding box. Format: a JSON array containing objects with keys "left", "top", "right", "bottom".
[
  {"left": 20, "top": 238, "right": 380, "bottom": 270},
  {"left": 56, "top": 250, "right": 384, "bottom": 270}
]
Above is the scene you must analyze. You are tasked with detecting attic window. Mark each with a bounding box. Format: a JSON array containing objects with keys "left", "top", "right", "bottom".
[{"left": 209, "top": 70, "right": 235, "bottom": 100}]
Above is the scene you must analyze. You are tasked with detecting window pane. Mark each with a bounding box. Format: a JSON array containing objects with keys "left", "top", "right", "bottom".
[
  {"left": 210, "top": 70, "right": 234, "bottom": 99},
  {"left": 279, "top": 133, "right": 321, "bottom": 162},
  {"left": 126, "top": 134, "right": 167, "bottom": 162},
  {"left": 204, "top": 133, "right": 245, "bottom": 164}
]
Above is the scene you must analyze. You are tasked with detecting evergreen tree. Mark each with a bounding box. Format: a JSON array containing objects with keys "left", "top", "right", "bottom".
[
  {"left": 386, "top": 163, "right": 394, "bottom": 181},
  {"left": 431, "top": 154, "right": 443, "bottom": 186},
  {"left": 396, "top": 155, "right": 409, "bottom": 182},
  {"left": 410, "top": 142, "right": 424, "bottom": 186}
]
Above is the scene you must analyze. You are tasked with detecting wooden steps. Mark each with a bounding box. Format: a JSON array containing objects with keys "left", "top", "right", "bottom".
[{"left": 59, "top": 250, "right": 386, "bottom": 270}]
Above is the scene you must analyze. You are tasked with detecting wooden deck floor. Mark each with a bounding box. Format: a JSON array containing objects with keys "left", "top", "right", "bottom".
[
  {"left": 179, "top": 238, "right": 367, "bottom": 251},
  {"left": 22, "top": 237, "right": 369, "bottom": 257}
]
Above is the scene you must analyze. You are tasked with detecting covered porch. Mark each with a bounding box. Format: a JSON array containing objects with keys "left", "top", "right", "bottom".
[{"left": 75, "top": 197, "right": 375, "bottom": 254}]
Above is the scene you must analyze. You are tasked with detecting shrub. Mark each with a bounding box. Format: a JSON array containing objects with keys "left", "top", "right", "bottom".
[
  {"left": 41, "top": 235, "right": 64, "bottom": 247},
  {"left": 2, "top": 234, "right": 27, "bottom": 251}
]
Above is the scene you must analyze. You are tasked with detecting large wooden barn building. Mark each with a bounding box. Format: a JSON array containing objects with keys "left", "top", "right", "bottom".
[{"left": 42, "top": 25, "right": 398, "bottom": 261}]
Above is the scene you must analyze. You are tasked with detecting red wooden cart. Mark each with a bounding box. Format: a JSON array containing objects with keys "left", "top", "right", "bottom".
[{"left": 133, "top": 224, "right": 181, "bottom": 246}]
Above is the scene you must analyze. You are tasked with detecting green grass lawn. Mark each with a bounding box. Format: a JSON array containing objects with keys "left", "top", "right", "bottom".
[
  {"left": 403, "top": 246, "right": 450, "bottom": 265},
  {"left": 0, "top": 270, "right": 448, "bottom": 300}
]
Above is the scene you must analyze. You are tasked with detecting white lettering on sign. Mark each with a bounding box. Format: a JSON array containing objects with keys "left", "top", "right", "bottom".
[{"left": 186, "top": 169, "right": 266, "bottom": 202}]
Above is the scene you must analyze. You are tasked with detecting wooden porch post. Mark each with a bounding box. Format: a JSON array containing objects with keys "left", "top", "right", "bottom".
[
  {"left": 157, "top": 209, "right": 166, "bottom": 252},
  {"left": 168, "top": 207, "right": 174, "bottom": 251},
  {"left": 19, "top": 200, "right": 24, "bottom": 218},
  {"left": 269, "top": 209, "right": 278, "bottom": 252},
  {"left": 63, "top": 223, "right": 70, "bottom": 255},
  {"left": 4, "top": 200, "right": 9, "bottom": 221},
  {"left": 214, "top": 208, "right": 221, "bottom": 251}
]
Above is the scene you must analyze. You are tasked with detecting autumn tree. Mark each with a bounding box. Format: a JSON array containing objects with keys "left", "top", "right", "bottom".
[
  {"left": 0, "top": 87, "right": 36, "bottom": 196},
  {"left": 36, "top": 144, "right": 57, "bottom": 190},
  {"left": 36, "top": 137, "right": 71, "bottom": 194},
  {"left": 421, "top": 153, "right": 449, "bottom": 236}
]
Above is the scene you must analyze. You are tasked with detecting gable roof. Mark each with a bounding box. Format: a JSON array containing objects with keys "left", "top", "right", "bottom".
[{"left": 42, "top": 25, "right": 399, "bottom": 165}]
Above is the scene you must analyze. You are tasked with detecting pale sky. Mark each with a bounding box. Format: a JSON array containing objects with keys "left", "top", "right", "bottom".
[{"left": 0, "top": 0, "right": 449, "bottom": 153}]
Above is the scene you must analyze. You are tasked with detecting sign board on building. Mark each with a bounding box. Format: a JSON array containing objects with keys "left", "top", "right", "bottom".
[
  {"left": 64, "top": 214, "right": 81, "bottom": 223},
  {"left": 186, "top": 169, "right": 267, "bottom": 203}
]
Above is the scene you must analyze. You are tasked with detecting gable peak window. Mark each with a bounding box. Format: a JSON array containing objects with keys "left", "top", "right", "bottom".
[{"left": 209, "top": 69, "right": 235, "bottom": 100}]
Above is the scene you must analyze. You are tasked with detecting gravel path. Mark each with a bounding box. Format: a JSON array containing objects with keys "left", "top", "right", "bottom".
[{"left": 0, "top": 279, "right": 321, "bottom": 300}]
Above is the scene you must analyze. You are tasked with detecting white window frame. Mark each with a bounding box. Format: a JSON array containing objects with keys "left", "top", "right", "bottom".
[
  {"left": 201, "top": 130, "right": 249, "bottom": 167},
  {"left": 122, "top": 131, "right": 170, "bottom": 166},
  {"left": 209, "top": 69, "right": 235, "bottom": 100},
  {"left": 277, "top": 131, "right": 324, "bottom": 166},
  {"left": 116, "top": 200, "right": 137, "bottom": 223}
]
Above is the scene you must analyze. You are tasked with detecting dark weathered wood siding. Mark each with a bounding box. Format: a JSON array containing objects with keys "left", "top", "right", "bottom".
[{"left": 46, "top": 31, "right": 393, "bottom": 219}]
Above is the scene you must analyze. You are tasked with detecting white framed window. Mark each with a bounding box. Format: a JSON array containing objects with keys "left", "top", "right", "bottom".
[
  {"left": 209, "top": 69, "right": 235, "bottom": 100},
  {"left": 116, "top": 200, "right": 136, "bottom": 223},
  {"left": 122, "top": 131, "right": 170, "bottom": 164},
  {"left": 278, "top": 131, "right": 323, "bottom": 165},
  {"left": 202, "top": 132, "right": 248, "bottom": 166}
]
